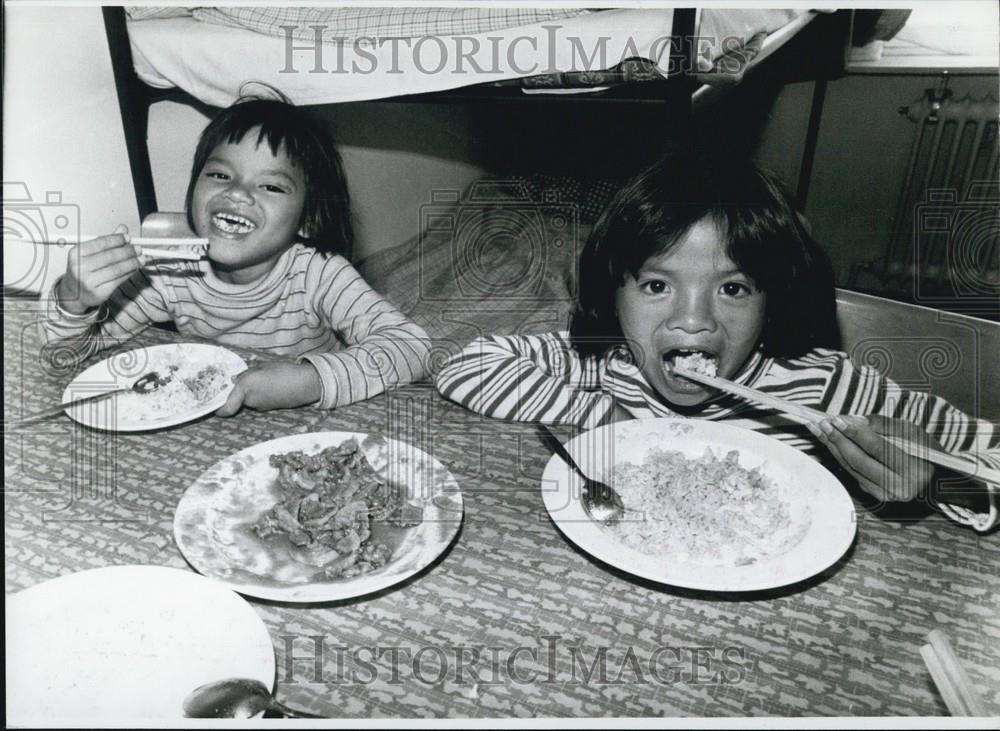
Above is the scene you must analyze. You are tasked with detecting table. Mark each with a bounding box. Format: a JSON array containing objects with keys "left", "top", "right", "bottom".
[{"left": 5, "top": 300, "right": 999, "bottom": 718}]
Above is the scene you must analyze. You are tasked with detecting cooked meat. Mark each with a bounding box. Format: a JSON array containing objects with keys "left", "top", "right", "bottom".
[{"left": 252, "top": 439, "right": 421, "bottom": 578}]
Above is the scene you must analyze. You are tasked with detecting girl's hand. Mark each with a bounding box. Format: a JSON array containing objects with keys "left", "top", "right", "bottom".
[
  {"left": 216, "top": 361, "right": 322, "bottom": 417},
  {"left": 808, "top": 415, "right": 937, "bottom": 503},
  {"left": 56, "top": 225, "right": 140, "bottom": 315}
]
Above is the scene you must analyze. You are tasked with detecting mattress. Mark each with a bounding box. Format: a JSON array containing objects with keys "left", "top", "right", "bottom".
[{"left": 127, "top": 8, "right": 817, "bottom": 107}]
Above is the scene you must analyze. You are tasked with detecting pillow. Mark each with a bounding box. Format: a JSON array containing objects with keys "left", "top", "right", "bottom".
[{"left": 358, "top": 176, "right": 614, "bottom": 370}]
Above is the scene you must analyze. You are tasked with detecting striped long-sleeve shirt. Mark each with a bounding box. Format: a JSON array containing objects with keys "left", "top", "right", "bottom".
[
  {"left": 41, "top": 244, "right": 430, "bottom": 409},
  {"left": 435, "top": 331, "right": 999, "bottom": 531}
]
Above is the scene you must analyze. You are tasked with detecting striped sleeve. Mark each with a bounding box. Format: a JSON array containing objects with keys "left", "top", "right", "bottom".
[
  {"left": 434, "top": 331, "right": 614, "bottom": 428},
  {"left": 834, "top": 358, "right": 999, "bottom": 532},
  {"left": 38, "top": 269, "right": 173, "bottom": 367},
  {"left": 301, "top": 254, "right": 430, "bottom": 409}
]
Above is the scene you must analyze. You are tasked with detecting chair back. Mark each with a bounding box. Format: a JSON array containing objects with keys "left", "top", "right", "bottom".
[{"left": 835, "top": 289, "right": 999, "bottom": 420}]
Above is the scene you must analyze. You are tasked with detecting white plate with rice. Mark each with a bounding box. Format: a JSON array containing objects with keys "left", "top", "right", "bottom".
[
  {"left": 61, "top": 343, "right": 246, "bottom": 431},
  {"left": 540, "top": 418, "right": 857, "bottom": 592}
]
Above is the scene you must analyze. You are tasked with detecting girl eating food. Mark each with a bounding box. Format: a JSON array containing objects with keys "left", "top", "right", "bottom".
[
  {"left": 41, "top": 95, "right": 430, "bottom": 414},
  {"left": 435, "top": 154, "right": 998, "bottom": 531}
]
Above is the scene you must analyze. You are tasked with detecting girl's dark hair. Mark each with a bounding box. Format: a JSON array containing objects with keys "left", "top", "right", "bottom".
[
  {"left": 185, "top": 95, "right": 353, "bottom": 259},
  {"left": 570, "top": 154, "right": 840, "bottom": 359}
]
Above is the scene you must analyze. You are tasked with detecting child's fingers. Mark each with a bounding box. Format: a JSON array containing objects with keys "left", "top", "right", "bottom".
[
  {"left": 94, "top": 254, "right": 141, "bottom": 284},
  {"left": 813, "top": 417, "right": 924, "bottom": 501},
  {"left": 80, "top": 242, "right": 140, "bottom": 281},
  {"left": 79, "top": 230, "right": 131, "bottom": 257},
  {"left": 834, "top": 416, "right": 930, "bottom": 500},
  {"left": 216, "top": 379, "right": 246, "bottom": 418},
  {"left": 830, "top": 416, "right": 890, "bottom": 462},
  {"left": 820, "top": 418, "right": 893, "bottom": 485},
  {"left": 809, "top": 421, "right": 888, "bottom": 503}
]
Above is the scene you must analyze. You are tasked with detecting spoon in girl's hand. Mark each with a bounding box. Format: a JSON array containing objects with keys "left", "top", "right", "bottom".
[{"left": 182, "top": 678, "right": 324, "bottom": 719}]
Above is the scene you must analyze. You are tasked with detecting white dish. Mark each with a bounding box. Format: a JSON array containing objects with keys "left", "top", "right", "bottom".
[
  {"left": 174, "top": 431, "right": 464, "bottom": 602},
  {"left": 5, "top": 565, "right": 274, "bottom": 722},
  {"left": 61, "top": 343, "right": 247, "bottom": 431},
  {"left": 540, "top": 418, "right": 857, "bottom": 592}
]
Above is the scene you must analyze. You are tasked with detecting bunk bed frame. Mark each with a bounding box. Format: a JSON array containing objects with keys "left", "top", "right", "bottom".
[{"left": 101, "top": 6, "right": 851, "bottom": 221}]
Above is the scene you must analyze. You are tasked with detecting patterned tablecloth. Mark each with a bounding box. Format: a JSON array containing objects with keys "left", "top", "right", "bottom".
[{"left": 4, "top": 300, "right": 999, "bottom": 719}]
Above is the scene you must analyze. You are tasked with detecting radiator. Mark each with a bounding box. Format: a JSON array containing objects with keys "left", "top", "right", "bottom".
[{"left": 850, "top": 77, "right": 999, "bottom": 316}]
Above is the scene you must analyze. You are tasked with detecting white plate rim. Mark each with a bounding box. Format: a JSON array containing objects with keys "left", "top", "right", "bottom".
[
  {"left": 540, "top": 418, "right": 858, "bottom": 592},
  {"left": 5, "top": 564, "right": 275, "bottom": 721},
  {"left": 61, "top": 343, "right": 247, "bottom": 431},
  {"left": 174, "top": 430, "right": 465, "bottom": 602}
]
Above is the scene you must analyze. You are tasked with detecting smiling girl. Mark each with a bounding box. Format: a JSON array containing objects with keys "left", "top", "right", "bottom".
[
  {"left": 435, "top": 155, "right": 998, "bottom": 531},
  {"left": 42, "top": 97, "right": 430, "bottom": 413}
]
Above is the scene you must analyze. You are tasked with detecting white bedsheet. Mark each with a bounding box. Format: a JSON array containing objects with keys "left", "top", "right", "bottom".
[
  {"left": 130, "top": 9, "right": 671, "bottom": 106},
  {"left": 128, "top": 9, "right": 815, "bottom": 107}
]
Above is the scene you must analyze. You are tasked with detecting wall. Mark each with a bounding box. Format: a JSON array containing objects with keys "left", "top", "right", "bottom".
[
  {"left": 3, "top": 5, "right": 489, "bottom": 295},
  {"left": 3, "top": 5, "right": 139, "bottom": 295},
  {"left": 804, "top": 73, "right": 998, "bottom": 286},
  {"left": 147, "top": 101, "right": 488, "bottom": 261}
]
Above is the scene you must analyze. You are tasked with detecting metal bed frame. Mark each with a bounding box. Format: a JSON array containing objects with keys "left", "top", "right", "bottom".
[{"left": 100, "top": 6, "right": 850, "bottom": 220}]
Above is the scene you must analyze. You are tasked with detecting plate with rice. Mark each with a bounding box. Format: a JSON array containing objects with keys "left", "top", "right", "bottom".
[
  {"left": 540, "top": 418, "right": 856, "bottom": 592},
  {"left": 174, "top": 431, "right": 464, "bottom": 602},
  {"left": 61, "top": 343, "right": 247, "bottom": 431}
]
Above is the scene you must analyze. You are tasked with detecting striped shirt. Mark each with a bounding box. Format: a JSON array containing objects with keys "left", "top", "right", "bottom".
[
  {"left": 41, "top": 244, "right": 430, "bottom": 409},
  {"left": 436, "top": 331, "right": 999, "bottom": 531}
]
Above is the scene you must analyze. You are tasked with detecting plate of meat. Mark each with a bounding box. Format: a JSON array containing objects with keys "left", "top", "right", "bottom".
[{"left": 174, "top": 431, "right": 464, "bottom": 602}]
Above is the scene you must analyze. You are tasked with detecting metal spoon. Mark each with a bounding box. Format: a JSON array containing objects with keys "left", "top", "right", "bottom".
[
  {"left": 183, "top": 678, "right": 324, "bottom": 719},
  {"left": 13, "top": 370, "right": 167, "bottom": 427},
  {"left": 535, "top": 424, "right": 626, "bottom": 525}
]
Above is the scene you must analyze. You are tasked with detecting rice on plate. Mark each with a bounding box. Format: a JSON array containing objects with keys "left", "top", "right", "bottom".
[
  {"left": 63, "top": 343, "right": 245, "bottom": 429},
  {"left": 604, "top": 446, "right": 810, "bottom": 567},
  {"left": 119, "top": 361, "right": 231, "bottom": 421}
]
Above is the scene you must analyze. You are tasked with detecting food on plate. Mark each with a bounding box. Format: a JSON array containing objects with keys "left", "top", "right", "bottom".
[
  {"left": 668, "top": 350, "right": 718, "bottom": 377},
  {"left": 180, "top": 364, "right": 228, "bottom": 402},
  {"left": 605, "top": 447, "right": 809, "bottom": 566},
  {"left": 252, "top": 439, "right": 421, "bottom": 579},
  {"left": 76, "top": 351, "right": 233, "bottom": 423},
  {"left": 120, "top": 362, "right": 229, "bottom": 420}
]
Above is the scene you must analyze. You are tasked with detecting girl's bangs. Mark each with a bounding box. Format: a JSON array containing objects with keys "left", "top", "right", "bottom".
[{"left": 221, "top": 124, "right": 304, "bottom": 169}]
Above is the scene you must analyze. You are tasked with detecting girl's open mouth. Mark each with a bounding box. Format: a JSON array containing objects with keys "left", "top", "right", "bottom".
[
  {"left": 661, "top": 349, "right": 718, "bottom": 393},
  {"left": 211, "top": 212, "right": 258, "bottom": 236}
]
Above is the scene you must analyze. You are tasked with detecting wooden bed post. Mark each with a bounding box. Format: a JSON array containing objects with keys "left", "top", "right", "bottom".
[{"left": 102, "top": 6, "right": 158, "bottom": 220}]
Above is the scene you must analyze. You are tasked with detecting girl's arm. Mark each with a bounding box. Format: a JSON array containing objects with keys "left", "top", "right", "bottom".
[
  {"left": 303, "top": 255, "right": 431, "bottom": 408},
  {"left": 40, "top": 267, "right": 172, "bottom": 367},
  {"left": 435, "top": 331, "right": 616, "bottom": 428},
  {"left": 817, "top": 356, "right": 999, "bottom": 531}
]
